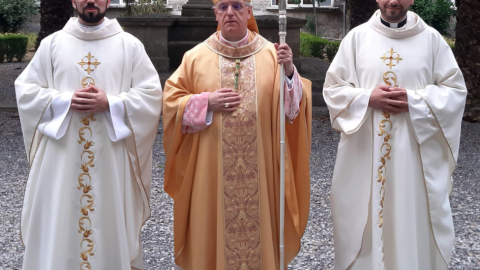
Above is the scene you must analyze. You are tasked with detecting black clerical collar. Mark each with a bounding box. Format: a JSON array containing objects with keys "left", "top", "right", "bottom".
[{"left": 381, "top": 16, "right": 407, "bottom": 28}]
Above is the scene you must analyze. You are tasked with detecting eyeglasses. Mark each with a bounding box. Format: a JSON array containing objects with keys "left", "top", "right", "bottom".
[{"left": 214, "top": 2, "right": 247, "bottom": 12}]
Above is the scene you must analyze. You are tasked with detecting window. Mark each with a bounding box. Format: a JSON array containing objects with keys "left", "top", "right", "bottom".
[
  {"left": 272, "top": 0, "right": 333, "bottom": 7},
  {"left": 110, "top": 0, "right": 173, "bottom": 6},
  {"left": 110, "top": 0, "right": 126, "bottom": 6}
]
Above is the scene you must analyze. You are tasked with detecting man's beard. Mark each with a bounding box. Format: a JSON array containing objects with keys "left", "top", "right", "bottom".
[
  {"left": 78, "top": 5, "right": 106, "bottom": 24},
  {"left": 381, "top": 5, "right": 408, "bottom": 22}
]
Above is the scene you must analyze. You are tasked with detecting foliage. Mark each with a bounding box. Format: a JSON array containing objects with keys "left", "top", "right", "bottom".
[
  {"left": 0, "top": 0, "right": 37, "bottom": 33},
  {"left": 443, "top": 36, "right": 455, "bottom": 50},
  {"left": 305, "top": 17, "right": 316, "bottom": 35},
  {"left": 325, "top": 40, "right": 341, "bottom": 62},
  {"left": 0, "top": 34, "right": 28, "bottom": 63},
  {"left": 410, "top": 0, "right": 454, "bottom": 35},
  {"left": 124, "top": 0, "right": 168, "bottom": 16},
  {"left": 300, "top": 32, "right": 340, "bottom": 62}
]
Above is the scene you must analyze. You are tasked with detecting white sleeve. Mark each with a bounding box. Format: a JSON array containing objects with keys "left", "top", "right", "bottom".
[
  {"left": 407, "top": 89, "right": 439, "bottom": 144},
  {"left": 104, "top": 94, "right": 132, "bottom": 142},
  {"left": 206, "top": 111, "right": 213, "bottom": 125},
  {"left": 37, "top": 92, "right": 73, "bottom": 139},
  {"left": 286, "top": 75, "right": 294, "bottom": 89}
]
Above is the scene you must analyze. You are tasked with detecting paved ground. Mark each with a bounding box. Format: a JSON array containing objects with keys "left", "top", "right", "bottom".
[
  {"left": 0, "top": 108, "right": 479, "bottom": 270},
  {"left": 0, "top": 62, "right": 25, "bottom": 108}
]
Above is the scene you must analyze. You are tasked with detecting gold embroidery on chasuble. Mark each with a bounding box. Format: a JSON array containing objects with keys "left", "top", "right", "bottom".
[
  {"left": 208, "top": 33, "right": 267, "bottom": 270},
  {"left": 221, "top": 55, "right": 261, "bottom": 270},
  {"left": 376, "top": 48, "right": 402, "bottom": 266},
  {"left": 78, "top": 52, "right": 101, "bottom": 75},
  {"left": 77, "top": 52, "right": 99, "bottom": 269}
]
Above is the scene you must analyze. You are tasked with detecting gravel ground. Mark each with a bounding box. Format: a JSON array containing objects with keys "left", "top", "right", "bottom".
[
  {"left": 0, "top": 109, "right": 479, "bottom": 270},
  {"left": 0, "top": 62, "right": 27, "bottom": 106}
]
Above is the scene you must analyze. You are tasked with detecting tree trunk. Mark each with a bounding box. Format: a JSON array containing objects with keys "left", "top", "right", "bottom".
[
  {"left": 455, "top": 0, "right": 480, "bottom": 122},
  {"left": 313, "top": 0, "right": 318, "bottom": 36},
  {"left": 346, "top": 0, "right": 377, "bottom": 32},
  {"left": 35, "top": 0, "right": 73, "bottom": 50}
]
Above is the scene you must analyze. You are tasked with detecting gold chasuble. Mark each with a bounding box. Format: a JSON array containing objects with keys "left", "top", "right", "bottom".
[{"left": 163, "top": 31, "right": 312, "bottom": 270}]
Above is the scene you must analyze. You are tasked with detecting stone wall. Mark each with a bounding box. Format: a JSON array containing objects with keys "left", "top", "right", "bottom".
[
  {"left": 166, "top": 0, "right": 344, "bottom": 39},
  {"left": 20, "top": 1, "right": 344, "bottom": 39},
  {"left": 262, "top": 7, "right": 343, "bottom": 39}
]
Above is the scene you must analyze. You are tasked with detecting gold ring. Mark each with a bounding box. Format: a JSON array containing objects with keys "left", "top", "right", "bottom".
[{"left": 225, "top": 103, "right": 229, "bottom": 108}]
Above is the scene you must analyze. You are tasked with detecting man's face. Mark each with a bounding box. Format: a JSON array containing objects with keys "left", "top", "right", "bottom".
[
  {"left": 214, "top": 0, "right": 252, "bottom": 38},
  {"left": 377, "top": 0, "right": 414, "bottom": 23},
  {"left": 72, "top": 0, "right": 111, "bottom": 25}
]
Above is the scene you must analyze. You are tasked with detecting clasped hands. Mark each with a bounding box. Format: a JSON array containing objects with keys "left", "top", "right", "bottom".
[
  {"left": 71, "top": 86, "right": 109, "bottom": 113},
  {"left": 369, "top": 85, "right": 409, "bottom": 114}
]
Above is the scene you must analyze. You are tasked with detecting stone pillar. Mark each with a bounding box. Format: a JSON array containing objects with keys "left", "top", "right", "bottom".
[
  {"left": 118, "top": 17, "right": 175, "bottom": 73},
  {"left": 181, "top": 0, "right": 215, "bottom": 17}
]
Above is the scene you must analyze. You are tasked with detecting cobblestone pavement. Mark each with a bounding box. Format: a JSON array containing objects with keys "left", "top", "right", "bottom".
[{"left": 0, "top": 109, "right": 479, "bottom": 270}]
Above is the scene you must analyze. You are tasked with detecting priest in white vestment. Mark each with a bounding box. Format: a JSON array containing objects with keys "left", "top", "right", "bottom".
[
  {"left": 15, "top": 0, "right": 162, "bottom": 269},
  {"left": 323, "top": 0, "right": 467, "bottom": 269}
]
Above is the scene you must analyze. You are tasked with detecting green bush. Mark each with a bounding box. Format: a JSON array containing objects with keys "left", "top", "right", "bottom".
[
  {"left": 326, "top": 41, "right": 341, "bottom": 62},
  {"left": 0, "top": 0, "right": 37, "bottom": 33},
  {"left": 410, "top": 0, "right": 454, "bottom": 35},
  {"left": 21, "top": 32, "right": 37, "bottom": 51},
  {"left": 0, "top": 34, "right": 28, "bottom": 63},
  {"left": 300, "top": 32, "right": 340, "bottom": 62},
  {"left": 310, "top": 38, "right": 329, "bottom": 58}
]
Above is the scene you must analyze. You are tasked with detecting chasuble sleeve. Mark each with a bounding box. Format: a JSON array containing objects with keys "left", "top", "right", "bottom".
[
  {"left": 323, "top": 34, "right": 372, "bottom": 134},
  {"left": 181, "top": 92, "right": 213, "bottom": 134},
  {"left": 407, "top": 34, "right": 467, "bottom": 164},
  {"left": 105, "top": 94, "right": 131, "bottom": 142},
  {"left": 117, "top": 40, "right": 162, "bottom": 217},
  {"left": 15, "top": 35, "right": 61, "bottom": 162},
  {"left": 280, "top": 75, "right": 312, "bottom": 264},
  {"left": 162, "top": 52, "right": 196, "bottom": 197},
  {"left": 36, "top": 92, "right": 73, "bottom": 140}
]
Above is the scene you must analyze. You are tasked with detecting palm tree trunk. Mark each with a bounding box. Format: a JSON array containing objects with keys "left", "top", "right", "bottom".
[
  {"left": 35, "top": 0, "right": 73, "bottom": 50},
  {"left": 313, "top": 0, "right": 318, "bottom": 36},
  {"left": 455, "top": 0, "right": 480, "bottom": 121},
  {"left": 346, "top": 0, "right": 377, "bottom": 32}
]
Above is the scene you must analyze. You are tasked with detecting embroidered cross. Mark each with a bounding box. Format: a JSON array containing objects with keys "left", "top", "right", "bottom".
[
  {"left": 380, "top": 48, "right": 403, "bottom": 70},
  {"left": 78, "top": 52, "right": 101, "bottom": 75},
  {"left": 234, "top": 58, "right": 240, "bottom": 91}
]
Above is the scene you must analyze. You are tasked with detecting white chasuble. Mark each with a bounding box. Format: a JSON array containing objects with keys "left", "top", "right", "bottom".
[
  {"left": 323, "top": 11, "right": 467, "bottom": 270},
  {"left": 15, "top": 18, "right": 162, "bottom": 270}
]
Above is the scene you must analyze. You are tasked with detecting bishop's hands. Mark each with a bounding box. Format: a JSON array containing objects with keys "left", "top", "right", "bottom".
[
  {"left": 369, "top": 85, "right": 409, "bottom": 114},
  {"left": 208, "top": 88, "right": 242, "bottom": 113},
  {"left": 274, "top": 43, "right": 294, "bottom": 77},
  {"left": 71, "top": 86, "right": 109, "bottom": 113}
]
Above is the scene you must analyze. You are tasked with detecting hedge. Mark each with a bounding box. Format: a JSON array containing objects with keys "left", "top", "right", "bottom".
[
  {"left": 0, "top": 34, "right": 28, "bottom": 63},
  {"left": 300, "top": 32, "right": 341, "bottom": 62}
]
